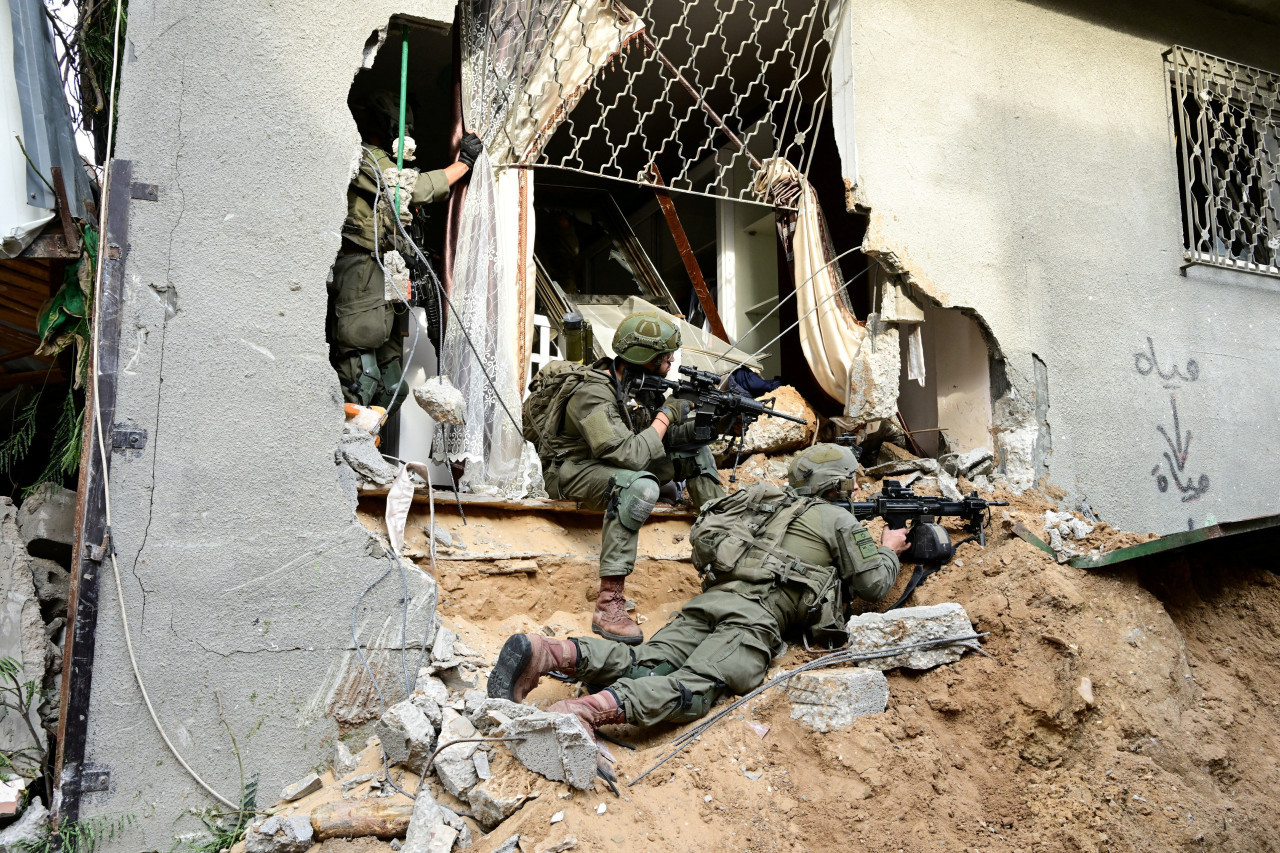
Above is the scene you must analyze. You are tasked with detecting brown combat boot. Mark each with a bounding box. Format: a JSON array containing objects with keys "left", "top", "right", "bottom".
[
  {"left": 548, "top": 689, "right": 626, "bottom": 738},
  {"left": 591, "top": 576, "right": 643, "bottom": 645},
  {"left": 486, "top": 634, "right": 578, "bottom": 703}
]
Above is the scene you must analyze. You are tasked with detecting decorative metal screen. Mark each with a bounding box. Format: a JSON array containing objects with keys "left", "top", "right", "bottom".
[
  {"left": 1166, "top": 45, "right": 1280, "bottom": 276},
  {"left": 483, "top": 0, "right": 844, "bottom": 208}
]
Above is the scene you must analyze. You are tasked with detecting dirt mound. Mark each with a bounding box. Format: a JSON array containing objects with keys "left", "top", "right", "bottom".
[{"left": 360, "top": 488, "right": 1280, "bottom": 853}]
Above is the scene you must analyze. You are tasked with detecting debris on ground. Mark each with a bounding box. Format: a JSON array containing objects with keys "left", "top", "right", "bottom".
[
  {"left": 244, "top": 814, "right": 314, "bottom": 853},
  {"left": 845, "top": 603, "right": 979, "bottom": 670},
  {"left": 473, "top": 700, "right": 598, "bottom": 790},
  {"left": 375, "top": 701, "right": 437, "bottom": 772},
  {"left": 785, "top": 668, "right": 890, "bottom": 732}
]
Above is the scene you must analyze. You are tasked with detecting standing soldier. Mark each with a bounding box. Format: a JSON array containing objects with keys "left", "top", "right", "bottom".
[
  {"left": 524, "top": 311, "right": 726, "bottom": 644},
  {"left": 488, "top": 444, "right": 909, "bottom": 739},
  {"left": 328, "top": 92, "right": 482, "bottom": 410}
]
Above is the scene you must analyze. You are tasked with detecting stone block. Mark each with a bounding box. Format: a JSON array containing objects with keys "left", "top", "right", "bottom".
[
  {"left": 786, "top": 668, "right": 889, "bottom": 732},
  {"left": 0, "top": 797, "right": 47, "bottom": 851},
  {"left": 15, "top": 484, "right": 74, "bottom": 565},
  {"left": 339, "top": 424, "right": 398, "bottom": 486},
  {"left": 245, "top": 815, "right": 314, "bottom": 853},
  {"left": 956, "top": 447, "right": 995, "bottom": 477},
  {"left": 435, "top": 754, "right": 479, "bottom": 799},
  {"left": 279, "top": 772, "right": 323, "bottom": 802},
  {"left": 402, "top": 789, "right": 446, "bottom": 853},
  {"left": 377, "top": 700, "right": 437, "bottom": 771},
  {"left": 474, "top": 699, "right": 595, "bottom": 790},
  {"left": 845, "top": 603, "right": 979, "bottom": 670}
]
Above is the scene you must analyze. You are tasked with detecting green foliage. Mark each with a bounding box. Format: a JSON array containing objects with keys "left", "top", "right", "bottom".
[
  {"left": 17, "top": 814, "right": 136, "bottom": 853},
  {"left": 186, "top": 777, "right": 258, "bottom": 853},
  {"left": 0, "top": 382, "right": 85, "bottom": 498},
  {"left": 0, "top": 657, "right": 49, "bottom": 793}
]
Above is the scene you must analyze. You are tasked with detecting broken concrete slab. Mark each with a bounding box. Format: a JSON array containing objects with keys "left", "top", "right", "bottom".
[
  {"left": 465, "top": 750, "right": 541, "bottom": 829},
  {"left": 786, "top": 668, "right": 890, "bottom": 732},
  {"left": 401, "top": 789, "right": 446, "bottom": 853},
  {"left": 435, "top": 708, "right": 481, "bottom": 798},
  {"left": 845, "top": 603, "right": 979, "bottom": 670},
  {"left": 473, "top": 699, "right": 596, "bottom": 790},
  {"left": 937, "top": 469, "right": 963, "bottom": 501},
  {"left": 244, "top": 814, "right": 314, "bottom": 853},
  {"left": 864, "top": 458, "right": 940, "bottom": 478},
  {"left": 473, "top": 750, "right": 491, "bottom": 780},
  {"left": 535, "top": 837, "right": 578, "bottom": 853},
  {"left": 376, "top": 700, "right": 437, "bottom": 771},
  {"left": 438, "top": 805, "right": 473, "bottom": 849},
  {"left": 280, "top": 772, "right": 323, "bottom": 802},
  {"left": 436, "top": 753, "right": 480, "bottom": 800},
  {"left": 431, "top": 627, "right": 457, "bottom": 663},
  {"left": 15, "top": 483, "right": 74, "bottom": 565},
  {"left": 340, "top": 423, "right": 398, "bottom": 486},
  {"left": 0, "top": 797, "right": 46, "bottom": 851}
]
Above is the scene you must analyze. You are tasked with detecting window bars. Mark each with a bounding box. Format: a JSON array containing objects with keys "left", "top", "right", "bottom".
[
  {"left": 464, "top": 0, "right": 845, "bottom": 209},
  {"left": 1166, "top": 45, "right": 1280, "bottom": 277}
]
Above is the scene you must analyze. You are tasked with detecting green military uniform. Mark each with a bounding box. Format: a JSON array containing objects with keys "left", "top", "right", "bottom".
[
  {"left": 543, "top": 356, "right": 726, "bottom": 578},
  {"left": 328, "top": 146, "right": 451, "bottom": 409},
  {"left": 571, "top": 501, "right": 899, "bottom": 726}
]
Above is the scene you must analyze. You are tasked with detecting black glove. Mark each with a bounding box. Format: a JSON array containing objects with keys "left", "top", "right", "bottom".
[
  {"left": 660, "top": 397, "right": 694, "bottom": 426},
  {"left": 458, "top": 131, "right": 484, "bottom": 169}
]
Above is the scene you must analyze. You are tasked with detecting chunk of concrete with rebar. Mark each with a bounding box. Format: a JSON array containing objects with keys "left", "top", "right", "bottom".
[
  {"left": 413, "top": 376, "right": 467, "bottom": 425},
  {"left": 845, "top": 603, "right": 979, "bottom": 670},
  {"left": 786, "top": 668, "right": 889, "bottom": 732},
  {"left": 376, "top": 700, "right": 437, "bottom": 772},
  {"left": 473, "top": 698, "right": 596, "bottom": 790}
]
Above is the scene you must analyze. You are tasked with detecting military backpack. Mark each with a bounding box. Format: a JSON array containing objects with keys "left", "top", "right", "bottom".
[{"left": 522, "top": 360, "right": 604, "bottom": 464}]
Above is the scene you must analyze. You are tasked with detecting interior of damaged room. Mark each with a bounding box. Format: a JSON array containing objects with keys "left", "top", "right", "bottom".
[{"left": 1, "top": 0, "right": 1278, "bottom": 852}]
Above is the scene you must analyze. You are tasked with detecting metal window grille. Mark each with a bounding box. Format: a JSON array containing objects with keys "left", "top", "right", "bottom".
[
  {"left": 469, "top": 0, "right": 843, "bottom": 209},
  {"left": 1166, "top": 45, "right": 1280, "bottom": 276}
]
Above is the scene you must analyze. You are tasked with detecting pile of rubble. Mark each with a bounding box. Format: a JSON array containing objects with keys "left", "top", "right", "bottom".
[{"left": 0, "top": 483, "right": 75, "bottom": 846}]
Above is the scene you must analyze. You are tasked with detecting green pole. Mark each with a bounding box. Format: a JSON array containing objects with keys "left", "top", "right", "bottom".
[{"left": 395, "top": 24, "right": 409, "bottom": 216}]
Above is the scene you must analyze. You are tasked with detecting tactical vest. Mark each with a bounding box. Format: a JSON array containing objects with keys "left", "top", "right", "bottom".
[
  {"left": 522, "top": 360, "right": 608, "bottom": 465},
  {"left": 690, "top": 482, "right": 848, "bottom": 643}
]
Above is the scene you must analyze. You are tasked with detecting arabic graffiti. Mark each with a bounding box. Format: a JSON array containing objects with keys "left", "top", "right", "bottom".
[
  {"left": 1149, "top": 396, "right": 1210, "bottom": 502},
  {"left": 1135, "top": 337, "right": 1210, "bottom": 523},
  {"left": 1134, "top": 337, "right": 1199, "bottom": 388}
]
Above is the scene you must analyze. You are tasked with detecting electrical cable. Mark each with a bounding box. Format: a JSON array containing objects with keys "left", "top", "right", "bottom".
[
  {"left": 86, "top": 0, "right": 238, "bottom": 811},
  {"left": 738, "top": 259, "right": 875, "bottom": 369}
]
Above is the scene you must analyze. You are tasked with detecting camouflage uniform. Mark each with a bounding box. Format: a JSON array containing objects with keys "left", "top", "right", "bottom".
[
  {"left": 543, "top": 356, "right": 725, "bottom": 578},
  {"left": 571, "top": 501, "right": 899, "bottom": 726},
  {"left": 328, "top": 146, "right": 451, "bottom": 409}
]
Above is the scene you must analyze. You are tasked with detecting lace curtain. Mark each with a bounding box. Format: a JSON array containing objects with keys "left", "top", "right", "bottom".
[{"left": 437, "top": 0, "right": 643, "bottom": 497}]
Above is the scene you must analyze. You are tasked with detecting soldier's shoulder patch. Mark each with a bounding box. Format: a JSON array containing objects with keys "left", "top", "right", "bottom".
[{"left": 852, "top": 526, "right": 879, "bottom": 560}]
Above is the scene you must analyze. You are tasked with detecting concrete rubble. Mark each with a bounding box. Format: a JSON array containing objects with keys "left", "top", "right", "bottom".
[
  {"left": 0, "top": 797, "right": 46, "bottom": 851},
  {"left": 0, "top": 500, "right": 49, "bottom": 753},
  {"left": 786, "top": 668, "right": 890, "bottom": 732},
  {"left": 340, "top": 422, "right": 399, "bottom": 486},
  {"left": 846, "top": 603, "right": 979, "bottom": 670},
  {"left": 434, "top": 708, "right": 481, "bottom": 798},
  {"left": 401, "top": 789, "right": 445, "bottom": 853},
  {"left": 377, "top": 700, "right": 437, "bottom": 772},
  {"left": 1043, "top": 510, "right": 1096, "bottom": 561},
  {"left": 14, "top": 483, "right": 74, "bottom": 564},
  {"left": 244, "top": 815, "right": 314, "bottom": 853},
  {"left": 333, "top": 741, "right": 359, "bottom": 777},
  {"left": 413, "top": 376, "right": 467, "bottom": 426},
  {"left": 720, "top": 386, "right": 817, "bottom": 456},
  {"left": 280, "top": 772, "right": 323, "bottom": 802},
  {"left": 472, "top": 699, "right": 597, "bottom": 790}
]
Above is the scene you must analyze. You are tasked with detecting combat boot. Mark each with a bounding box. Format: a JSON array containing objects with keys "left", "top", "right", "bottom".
[
  {"left": 548, "top": 689, "right": 626, "bottom": 738},
  {"left": 592, "top": 576, "right": 643, "bottom": 645},
  {"left": 487, "top": 634, "right": 578, "bottom": 703}
]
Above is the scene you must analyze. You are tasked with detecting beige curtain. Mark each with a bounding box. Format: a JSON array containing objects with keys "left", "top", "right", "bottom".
[{"left": 755, "top": 158, "right": 869, "bottom": 402}]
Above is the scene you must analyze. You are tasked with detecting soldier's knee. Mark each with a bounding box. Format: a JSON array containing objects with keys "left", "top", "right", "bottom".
[{"left": 610, "top": 472, "right": 660, "bottom": 532}]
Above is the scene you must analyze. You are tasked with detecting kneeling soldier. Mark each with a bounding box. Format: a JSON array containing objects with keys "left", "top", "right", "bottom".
[{"left": 487, "top": 444, "right": 909, "bottom": 739}]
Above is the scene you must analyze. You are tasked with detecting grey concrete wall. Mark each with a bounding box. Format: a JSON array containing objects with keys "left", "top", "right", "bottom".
[
  {"left": 840, "top": 0, "right": 1280, "bottom": 534},
  {"left": 81, "top": 2, "right": 453, "bottom": 849}
]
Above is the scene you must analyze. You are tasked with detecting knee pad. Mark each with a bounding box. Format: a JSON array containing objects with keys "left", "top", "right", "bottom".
[{"left": 610, "top": 472, "right": 660, "bottom": 532}]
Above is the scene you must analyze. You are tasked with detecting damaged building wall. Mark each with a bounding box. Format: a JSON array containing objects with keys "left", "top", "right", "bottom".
[
  {"left": 75, "top": 2, "right": 456, "bottom": 849},
  {"left": 838, "top": 0, "right": 1280, "bottom": 534}
]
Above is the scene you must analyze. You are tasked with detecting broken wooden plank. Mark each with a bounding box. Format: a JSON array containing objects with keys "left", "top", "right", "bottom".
[
  {"left": 311, "top": 800, "right": 414, "bottom": 840},
  {"left": 648, "top": 164, "right": 729, "bottom": 343}
]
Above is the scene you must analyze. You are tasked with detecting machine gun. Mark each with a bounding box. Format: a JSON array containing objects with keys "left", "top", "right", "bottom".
[
  {"left": 839, "top": 479, "right": 1010, "bottom": 609},
  {"left": 629, "top": 364, "right": 809, "bottom": 478}
]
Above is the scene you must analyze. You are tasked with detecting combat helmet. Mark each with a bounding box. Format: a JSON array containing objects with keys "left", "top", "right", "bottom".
[
  {"left": 788, "top": 443, "right": 861, "bottom": 497},
  {"left": 612, "top": 311, "right": 681, "bottom": 366},
  {"left": 362, "top": 92, "right": 415, "bottom": 150}
]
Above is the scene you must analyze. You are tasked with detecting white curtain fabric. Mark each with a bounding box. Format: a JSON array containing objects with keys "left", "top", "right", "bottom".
[
  {"left": 438, "top": 0, "right": 642, "bottom": 497},
  {"left": 755, "top": 158, "right": 869, "bottom": 403}
]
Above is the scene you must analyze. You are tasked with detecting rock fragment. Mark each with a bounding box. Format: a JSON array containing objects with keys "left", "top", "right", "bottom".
[
  {"left": 786, "top": 668, "right": 890, "bottom": 731},
  {"left": 333, "top": 741, "right": 359, "bottom": 778},
  {"left": 376, "top": 700, "right": 437, "bottom": 771},
  {"left": 280, "top": 772, "right": 323, "bottom": 802},
  {"left": 413, "top": 376, "right": 467, "bottom": 425},
  {"left": 435, "top": 708, "right": 481, "bottom": 797},
  {"left": 473, "top": 699, "right": 596, "bottom": 789},
  {"left": 492, "top": 836, "right": 520, "bottom": 853},
  {"left": 466, "top": 751, "right": 540, "bottom": 829},
  {"left": 845, "top": 603, "right": 979, "bottom": 670},
  {"left": 401, "top": 789, "right": 446, "bottom": 853},
  {"left": 339, "top": 423, "right": 398, "bottom": 485},
  {"left": 244, "top": 815, "right": 314, "bottom": 853}
]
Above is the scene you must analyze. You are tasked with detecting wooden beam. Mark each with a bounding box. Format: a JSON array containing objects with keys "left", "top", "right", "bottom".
[{"left": 647, "top": 165, "right": 730, "bottom": 344}]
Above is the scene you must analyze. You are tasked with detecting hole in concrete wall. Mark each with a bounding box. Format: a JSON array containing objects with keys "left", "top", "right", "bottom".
[
  {"left": 895, "top": 296, "right": 994, "bottom": 458},
  {"left": 330, "top": 16, "right": 455, "bottom": 466}
]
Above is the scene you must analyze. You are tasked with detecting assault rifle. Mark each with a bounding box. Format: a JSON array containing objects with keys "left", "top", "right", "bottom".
[
  {"left": 839, "top": 479, "right": 1009, "bottom": 608},
  {"left": 628, "top": 365, "right": 809, "bottom": 477}
]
